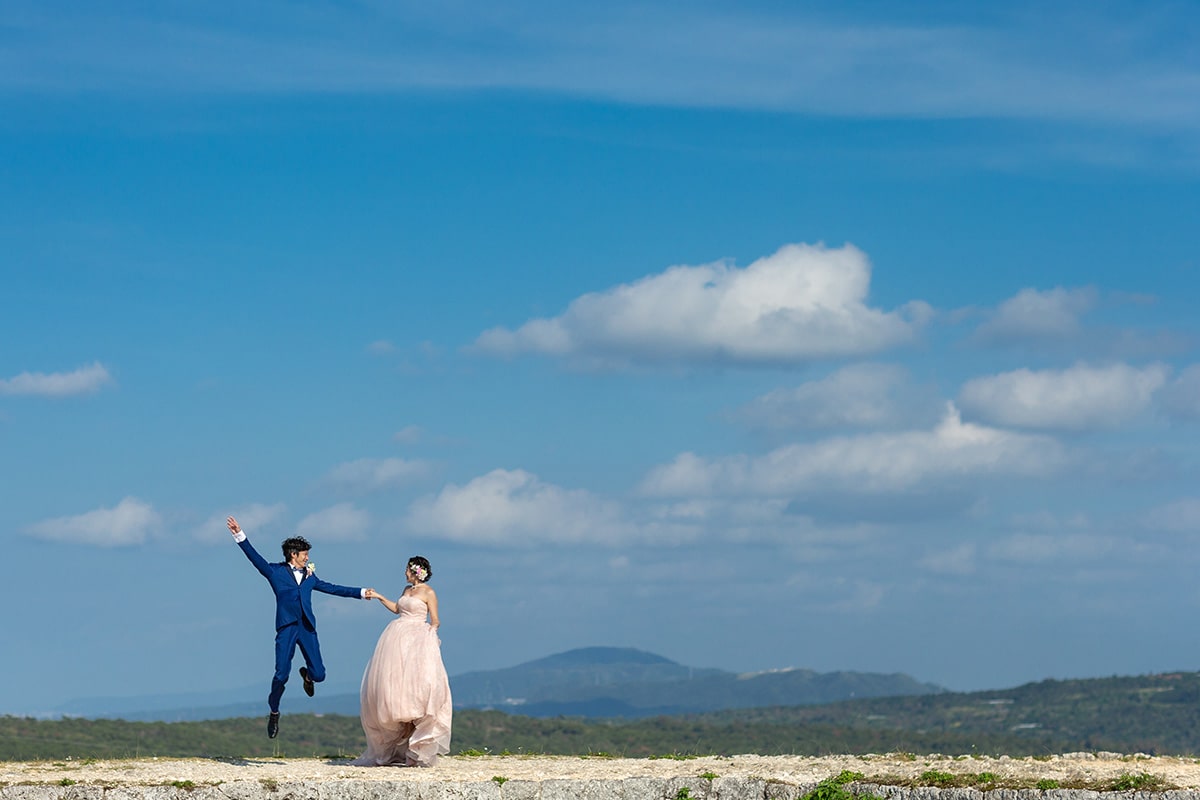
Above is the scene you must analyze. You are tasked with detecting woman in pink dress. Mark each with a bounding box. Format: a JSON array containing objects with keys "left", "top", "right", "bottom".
[{"left": 353, "top": 556, "right": 452, "bottom": 767}]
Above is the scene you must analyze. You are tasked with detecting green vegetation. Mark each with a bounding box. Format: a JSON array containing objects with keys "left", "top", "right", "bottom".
[
  {"left": 1110, "top": 772, "right": 1168, "bottom": 792},
  {"left": 918, "top": 770, "right": 956, "bottom": 787},
  {"left": 834, "top": 770, "right": 1179, "bottom": 793},
  {"left": 688, "top": 669, "right": 1200, "bottom": 756},
  {"left": 802, "top": 770, "right": 879, "bottom": 800},
  {"left": 6, "top": 670, "right": 1200, "bottom": 761},
  {"left": 0, "top": 705, "right": 1176, "bottom": 761},
  {"left": 0, "top": 714, "right": 364, "bottom": 760}
]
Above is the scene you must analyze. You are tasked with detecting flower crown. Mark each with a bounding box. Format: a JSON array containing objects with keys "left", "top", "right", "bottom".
[{"left": 408, "top": 562, "right": 428, "bottom": 582}]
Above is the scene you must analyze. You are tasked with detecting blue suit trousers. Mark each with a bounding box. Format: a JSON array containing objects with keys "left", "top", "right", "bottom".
[{"left": 268, "top": 619, "right": 325, "bottom": 712}]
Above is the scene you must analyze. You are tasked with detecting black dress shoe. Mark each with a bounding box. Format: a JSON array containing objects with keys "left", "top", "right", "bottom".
[
  {"left": 267, "top": 711, "right": 280, "bottom": 739},
  {"left": 300, "top": 667, "right": 315, "bottom": 697}
]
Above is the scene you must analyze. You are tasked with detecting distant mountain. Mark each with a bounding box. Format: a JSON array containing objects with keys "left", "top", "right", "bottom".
[
  {"left": 449, "top": 646, "right": 727, "bottom": 707},
  {"left": 452, "top": 648, "right": 944, "bottom": 718},
  {"left": 53, "top": 646, "right": 944, "bottom": 722}
]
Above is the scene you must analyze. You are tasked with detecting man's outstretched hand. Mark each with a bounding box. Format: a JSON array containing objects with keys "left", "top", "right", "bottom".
[{"left": 227, "top": 516, "right": 242, "bottom": 536}]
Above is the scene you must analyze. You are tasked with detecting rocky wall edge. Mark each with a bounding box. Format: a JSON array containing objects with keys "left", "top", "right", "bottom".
[{"left": 5, "top": 779, "right": 1200, "bottom": 800}]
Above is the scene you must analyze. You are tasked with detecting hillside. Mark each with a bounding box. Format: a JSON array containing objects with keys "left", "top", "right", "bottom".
[
  {"left": 11, "top": 669, "right": 1200, "bottom": 759},
  {"left": 701, "top": 670, "right": 1200, "bottom": 754}
]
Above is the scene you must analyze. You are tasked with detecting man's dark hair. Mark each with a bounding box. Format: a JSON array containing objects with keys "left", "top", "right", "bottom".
[{"left": 282, "top": 536, "right": 312, "bottom": 561}]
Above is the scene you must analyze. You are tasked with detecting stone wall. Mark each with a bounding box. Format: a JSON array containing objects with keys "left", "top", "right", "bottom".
[{"left": 5, "top": 778, "right": 1200, "bottom": 800}]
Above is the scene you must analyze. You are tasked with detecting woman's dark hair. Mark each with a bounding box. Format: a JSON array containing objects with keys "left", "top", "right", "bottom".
[
  {"left": 282, "top": 536, "right": 312, "bottom": 560},
  {"left": 407, "top": 555, "right": 432, "bottom": 583}
]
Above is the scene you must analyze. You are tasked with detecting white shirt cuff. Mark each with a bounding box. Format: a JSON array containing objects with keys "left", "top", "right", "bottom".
[{"left": 232, "top": 531, "right": 247, "bottom": 543}]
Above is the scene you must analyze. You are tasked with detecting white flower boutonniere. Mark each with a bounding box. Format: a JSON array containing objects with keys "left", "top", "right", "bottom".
[{"left": 306, "top": 563, "right": 316, "bottom": 576}]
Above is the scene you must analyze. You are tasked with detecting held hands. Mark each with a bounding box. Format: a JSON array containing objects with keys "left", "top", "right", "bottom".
[{"left": 226, "top": 516, "right": 241, "bottom": 536}]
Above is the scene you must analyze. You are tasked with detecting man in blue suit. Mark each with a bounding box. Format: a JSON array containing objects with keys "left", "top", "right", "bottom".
[{"left": 227, "top": 515, "right": 374, "bottom": 738}]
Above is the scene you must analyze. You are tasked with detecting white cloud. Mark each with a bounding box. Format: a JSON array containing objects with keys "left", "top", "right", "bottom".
[
  {"left": 323, "top": 457, "right": 429, "bottom": 491},
  {"left": 295, "top": 503, "right": 370, "bottom": 541},
  {"left": 194, "top": 503, "right": 287, "bottom": 543},
  {"left": 27, "top": 497, "right": 160, "bottom": 547},
  {"left": 1160, "top": 364, "right": 1200, "bottom": 421},
  {"left": 7, "top": 4, "right": 1200, "bottom": 139},
  {"left": 734, "top": 363, "right": 940, "bottom": 431},
  {"left": 988, "top": 532, "right": 1115, "bottom": 563},
  {"left": 974, "top": 287, "right": 1098, "bottom": 344},
  {"left": 641, "top": 403, "right": 1065, "bottom": 497},
  {"left": 473, "top": 243, "right": 930, "bottom": 367},
  {"left": 407, "top": 468, "right": 629, "bottom": 545},
  {"left": 1008, "top": 509, "right": 1092, "bottom": 532},
  {"left": 1145, "top": 498, "right": 1200, "bottom": 533},
  {"left": 393, "top": 425, "right": 424, "bottom": 445},
  {"left": 366, "top": 339, "right": 396, "bottom": 355},
  {"left": 644, "top": 496, "right": 804, "bottom": 543},
  {"left": 0, "top": 362, "right": 113, "bottom": 397},
  {"left": 919, "top": 543, "right": 977, "bottom": 575},
  {"left": 957, "top": 362, "right": 1169, "bottom": 430}
]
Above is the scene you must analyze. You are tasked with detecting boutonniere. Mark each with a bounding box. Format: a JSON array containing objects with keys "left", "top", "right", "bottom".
[{"left": 306, "top": 563, "right": 316, "bottom": 576}]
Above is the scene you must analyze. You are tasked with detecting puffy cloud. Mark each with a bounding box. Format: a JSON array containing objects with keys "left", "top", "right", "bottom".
[
  {"left": 958, "top": 362, "right": 1169, "bottom": 430},
  {"left": 323, "top": 457, "right": 429, "bottom": 491},
  {"left": 473, "top": 243, "right": 930, "bottom": 366},
  {"left": 0, "top": 362, "right": 113, "bottom": 397},
  {"left": 974, "top": 287, "right": 1097, "bottom": 344},
  {"left": 194, "top": 503, "right": 286, "bottom": 543},
  {"left": 1159, "top": 364, "right": 1200, "bottom": 421},
  {"left": 641, "top": 403, "right": 1065, "bottom": 497},
  {"left": 1145, "top": 498, "right": 1200, "bottom": 533},
  {"left": 408, "top": 468, "right": 629, "bottom": 545},
  {"left": 295, "top": 503, "right": 370, "bottom": 541},
  {"left": 988, "top": 532, "right": 1115, "bottom": 563},
  {"left": 919, "top": 543, "right": 977, "bottom": 575},
  {"left": 785, "top": 489, "right": 980, "bottom": 525},
  {"left": 734, "top": 363, "right": 940, "bottom": 431},
  {"left": 979, "top": 510, "right": 1116, "bottom": 564},
  {"left": 27, "top": 497, "right": 160, "bottom": 547},
  {"left": 393, "top": 425, "right": 424, "bottom": 445}
]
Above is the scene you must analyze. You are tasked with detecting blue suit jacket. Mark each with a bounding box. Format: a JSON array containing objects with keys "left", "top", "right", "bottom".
[{"left": 238, "top": 538, "right": 363, "bottom": 631}]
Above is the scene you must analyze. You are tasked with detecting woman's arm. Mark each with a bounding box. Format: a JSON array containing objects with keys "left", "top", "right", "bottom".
[
  {"left": 367, "top": 590, "right": 401, "bottom": 614},
  {"left": 424, "top": 586, "right": 440, "bottom": 629}
]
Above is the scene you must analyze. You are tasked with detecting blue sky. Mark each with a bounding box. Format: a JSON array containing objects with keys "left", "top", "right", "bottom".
[{"left": 3, "top": 0, "right": 1200, "bottom": 715}]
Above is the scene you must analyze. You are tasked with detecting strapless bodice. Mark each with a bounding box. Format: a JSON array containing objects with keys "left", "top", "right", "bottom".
[{"left": 398, "top": 594, "right": 428, "bottom": 621}]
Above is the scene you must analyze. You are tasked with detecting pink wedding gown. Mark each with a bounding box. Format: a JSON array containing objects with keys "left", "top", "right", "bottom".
[{"left": 352, "top": 594, "right": 452, "bottom": 766}]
